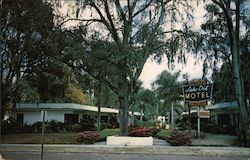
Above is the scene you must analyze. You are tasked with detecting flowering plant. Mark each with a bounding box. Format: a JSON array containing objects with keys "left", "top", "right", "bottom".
[
  {"left": 76, "top": 131, "right": 100, "bottom": 144},
  {"left": 167, "top": 130, "right": 191, "bottom": 146},
  {"left": 128, "top": 127, "right": 156, "bottom": 137}
]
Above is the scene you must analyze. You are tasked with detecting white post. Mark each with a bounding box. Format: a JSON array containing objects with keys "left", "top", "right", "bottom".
[
  {"left": 197, "top": 106, "right": 200, "bottom": 138},
  {"left": 171, "top": 103, "right": 174, "bottom": 128}
]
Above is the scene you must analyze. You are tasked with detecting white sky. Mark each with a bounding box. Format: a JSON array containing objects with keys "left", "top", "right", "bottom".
[
  {"left": 139, "top": 55, "right": 205, "bottom": 89},
  {"left": 139, "top": 2, "right": 207, "bottom": 89}
]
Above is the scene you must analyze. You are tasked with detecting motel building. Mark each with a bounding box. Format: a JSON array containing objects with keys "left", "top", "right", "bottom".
[{"left": 15, "top": 103, "right": 142, "bottom": 125}]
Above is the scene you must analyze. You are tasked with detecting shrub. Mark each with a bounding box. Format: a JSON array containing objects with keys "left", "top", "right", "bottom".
[
  {"left": 2, "top": 118, "right": 18, "bottom": 134},
  {"left": 16, "top": 123, "right": 33, "bottom": 133},
  {"left": 71, "top": 124, "right": 82, "bottom": 132},
  {"left": 203, "top": 123, "right": 221, "bottom": 134},
  {"left": 31, "top": 122, "right": 43, "bottom": 132},
  {"left": 128, "top": 127, "right": 157, "bottom": 137},
  {"left": 76, "top": 131, "right": 100, "bottom": 144},
  {"left": 100, "top": 123, "right": 112, "bottom": 130},
  {"left": 167, "top": 130, "right": 192, "bottom": 146},
  {"left": 80, "top": 116, "right": 96, "bottom": 131},
  {"left": 46, "top": 120, "right": 65, "bottom": 132}
]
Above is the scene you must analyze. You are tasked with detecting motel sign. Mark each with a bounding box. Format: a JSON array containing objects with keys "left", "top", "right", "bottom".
[{"left": 182, "top": 83, "right": 213, "bottom": 102}]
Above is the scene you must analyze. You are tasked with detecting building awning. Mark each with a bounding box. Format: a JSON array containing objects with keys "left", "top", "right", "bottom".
[{"left": 206, "top": 101, "right": 238, "bottom": 110}]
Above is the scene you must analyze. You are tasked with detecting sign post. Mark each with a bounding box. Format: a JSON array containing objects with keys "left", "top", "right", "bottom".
[
  {"left": 197, "top": 106, "right": 200, "bottom": 137},
  {"left": 182, "top": 80, "right": 213, "bottom": 138},
  {"left": 41, "top": 110, "right": 45, "bottom": 160}
]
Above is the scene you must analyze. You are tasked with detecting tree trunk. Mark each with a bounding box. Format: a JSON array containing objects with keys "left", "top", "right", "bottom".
[
  {"left": 232, "top": 38, "right": 249, "bottom": 146},
  {"left": 97, "top": 102, "right": 101, "bottom": 133},
  {"left": 118, "top": 94, "right": 129, "bottom": 136},
  {"left": 140, "top": 107, "right": 143, "bottom": 122},
  {"left": 171, "top": 103, "right": 174, "bottom": 128},
  {"left": 97, "top": 82, "right": 102, "bottom": 133},
  {"left": 222, "top": 0, "right": 249, "bottom": 146}
]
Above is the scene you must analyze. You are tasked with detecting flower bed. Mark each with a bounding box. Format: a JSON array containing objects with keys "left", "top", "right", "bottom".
[
  {"left": 76, "top": 131, "right": 100, "bottom": 144},
  {"left": 128, "top": 127, "right": 158, "bottom": 137},
  {"left": 167, "top": 130, "right": 191, "bottom": 146}
]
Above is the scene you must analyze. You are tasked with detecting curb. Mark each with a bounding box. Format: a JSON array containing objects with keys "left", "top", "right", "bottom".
[{"left": 0, "top": 144, "right": 249, "bottom": 157}]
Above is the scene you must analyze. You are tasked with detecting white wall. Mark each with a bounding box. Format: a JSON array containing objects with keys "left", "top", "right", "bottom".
[
  {"left": 22, "top": 110, "right": 74, "bottom": 124},
  {"left": 47, "top": 110, "right": 73, "bottom": 122},
  {"left": 23, "top": 111, "right": 42, "bottom": 124}
]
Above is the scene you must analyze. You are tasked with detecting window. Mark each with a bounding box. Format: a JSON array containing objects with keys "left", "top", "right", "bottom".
[
  {"left": 17, "top": 114, "right": 24, "bottom": 124},
  {"left": 64, "top": 114, "right": 79, "bottom": 124}
]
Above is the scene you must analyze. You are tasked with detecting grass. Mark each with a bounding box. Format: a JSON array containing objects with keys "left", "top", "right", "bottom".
[
  {"left": 155, "top": 129, "right": 172, "bottom": 140},
  {"left": 2, "top": 132, "right": 77, "bottom": 144},
  {"left": 100, "top": 128, "right": 119, "bottom": 139},
  {"left": 155, "top": 129, "right": 238, "bottom": 147},
  {"left": 2, "top": 128, "right": 119, "bottom": 144},
  {"left": 191, "top": 133, "right": 238, "bottom": 146},
  {"left": 2, "top": 128, "right": 239, "bottom": 146}
]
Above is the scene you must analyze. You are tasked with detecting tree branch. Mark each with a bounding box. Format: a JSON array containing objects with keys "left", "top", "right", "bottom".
[
  {"left": 59, "top": 18, "right": 103, "bottom": 27},
  {"left": 132, "top": 0, "right": 153, "bottom": 19},
  {"left": 115, "top": 0, "right": 126, "bottom": 21},
  {"left": 103, "top": 0, "right": 121, "bottom": 44}
]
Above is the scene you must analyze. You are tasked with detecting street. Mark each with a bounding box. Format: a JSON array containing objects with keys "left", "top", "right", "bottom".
[{"left": 1, "top": 151, "right": 249, "bottom": 160}]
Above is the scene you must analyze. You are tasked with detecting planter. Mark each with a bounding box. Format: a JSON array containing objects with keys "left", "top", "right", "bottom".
[{"left": 107, "top": 136, "right": 153, "bottom": 146}]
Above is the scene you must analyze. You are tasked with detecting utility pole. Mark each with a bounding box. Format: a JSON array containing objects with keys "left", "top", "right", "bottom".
[
  {"left": 171, "top": 103, "right": 174, "bottom": 128},
  {"left": 41, "top": 109, "right": 45, "bottom": 160}
]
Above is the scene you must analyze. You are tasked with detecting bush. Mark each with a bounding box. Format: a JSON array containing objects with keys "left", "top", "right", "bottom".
[
  {"left": 76, "top": 131, "right": 100, "bottom": 144},
  {"left": 71, "top": 124, "right": 82, "bottom": 132},
  {"left": 16, "top": 123, "right": 33, "bottom": 133},
  {"left": 46, "top": 120, "right": 65, "bottom": 133},
  {"left": 203, "top": 123, "right": 221, "bottom": 134},
  {"left": 80, "top": 116, "right": 96, "bottom": 131},
  {"left": 2, "top": 118, "right": 18, "bottom": 134},
  {"left": 100, "top": 123, "right": 112, "bottom": 130},
  {"left": 167, "top": 130, "right": 192, "bottom": 146},
  {"left": 31, "top": 120, "right": 66, "bottom": 133},
  {"left": 32, "top": 122, "right": 43, "bottom": 132},
  {"left": 128, "top": 126, "right": 157, "bottom": 137}
]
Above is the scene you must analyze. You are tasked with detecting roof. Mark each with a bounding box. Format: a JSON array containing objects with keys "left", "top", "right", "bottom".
[
  {"left": 16, "top": 103, "right": 142, "bottom": 116},
  {"left": 206, "top": 101, "right": 238, "bottom": 110}
]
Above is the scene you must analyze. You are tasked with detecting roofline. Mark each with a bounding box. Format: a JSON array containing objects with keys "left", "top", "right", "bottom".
[{"left": 16, "top": 103, "right": 143, "bottom": 116}]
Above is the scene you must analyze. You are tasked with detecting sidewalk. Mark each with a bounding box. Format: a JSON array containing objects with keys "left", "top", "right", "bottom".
[{"left": 0, "top": 144, "right": 249, "bottom": 157}]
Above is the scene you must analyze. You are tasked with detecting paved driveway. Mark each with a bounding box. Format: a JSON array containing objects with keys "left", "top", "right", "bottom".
[{"left": 1, "top": 151, "right": 249, "bottom": 160}]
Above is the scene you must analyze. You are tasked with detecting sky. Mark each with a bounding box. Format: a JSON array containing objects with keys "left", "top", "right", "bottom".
[
  {"left": 139, "top": 55, "right": 205, "bottom": 89},
  {"left": 139, "top": 2, "right": 207, "bottom": 89}
]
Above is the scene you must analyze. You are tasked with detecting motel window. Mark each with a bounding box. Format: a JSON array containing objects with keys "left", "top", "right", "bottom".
[
  {"left": 64, "top": 114, "right": 79, "bottom": 124},
  {"left": 17, "top": 114, "right": 24, "bottom": 124}
]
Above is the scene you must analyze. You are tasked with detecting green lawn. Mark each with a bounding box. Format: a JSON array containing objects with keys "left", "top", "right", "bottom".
[
  {"left": 155, "top": 129, "right": 172, "bottom": 140},
  {"left": 155, "top": 129, "right": 238, "bottom": 146},
  {"left": 99, "top": 128, "right": 119, "bottom": 140},
  {"left": 2, "top": 129, "right": 119, "bottom": 144},
  {"left": 2, "top": 132, "right": 77, "bottom": 144},
  {"left": 191, "top": 133, "right": 238, "bottom": 146},
  {"left": 2, "top": 129, "right": 239, "bottom": 146}
]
